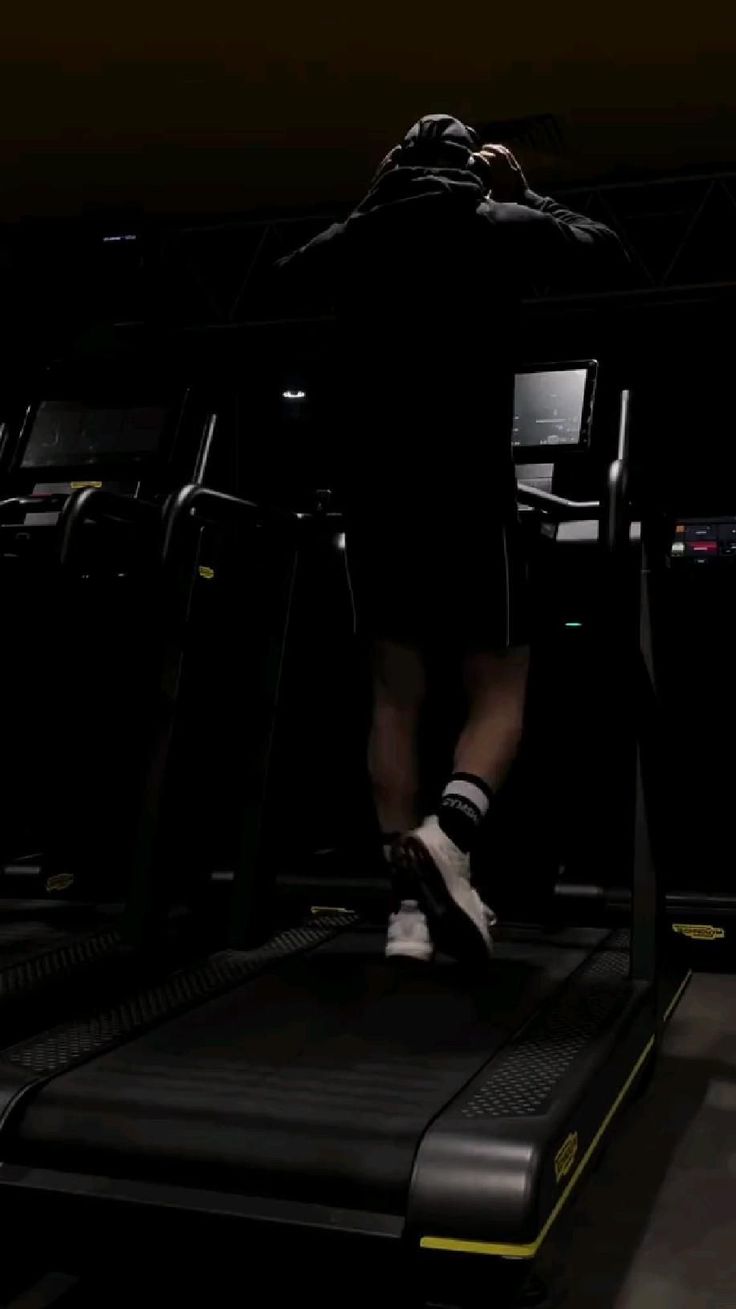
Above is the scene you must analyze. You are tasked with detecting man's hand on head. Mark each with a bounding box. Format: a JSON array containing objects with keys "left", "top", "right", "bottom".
[{"left": 474, "top": 144, "right": 529, "bottom": 203}]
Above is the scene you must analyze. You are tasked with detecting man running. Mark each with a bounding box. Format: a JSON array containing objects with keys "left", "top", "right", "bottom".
[{"left": 276, "top": 113, "right": 627, "bottom": 964}]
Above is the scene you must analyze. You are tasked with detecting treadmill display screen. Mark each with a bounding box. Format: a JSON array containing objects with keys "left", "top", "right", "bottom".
[
  {"left": 670, "top": 518, "right": 736, "bottom": 564},
  {"left": 512, "top": 367, "right": 591, "bottom": 449},
  {"left": 21, "top": 401, "right": 168, "bottom": 469}
]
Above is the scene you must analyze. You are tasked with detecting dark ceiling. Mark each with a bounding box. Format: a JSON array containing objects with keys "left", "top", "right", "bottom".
[{"left": 1, "top": 4, "right": 735, "bottom": 218}]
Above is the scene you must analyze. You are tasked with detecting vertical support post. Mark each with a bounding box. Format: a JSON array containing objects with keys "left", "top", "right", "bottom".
[
  {"left": 227, "top": 521, "right": 299, "bottom": 948},
  {"left": 122, "top": 512, "right": 201, "bottom": 948},
  {"left": 603, "top": 386, "right": 659, "bottom": 984},
  {"left": 630, "top": 744, "right": 658, "bottom": 983},
  {"left": 629, "top": 523, "right": 660, "bottom": 986}
]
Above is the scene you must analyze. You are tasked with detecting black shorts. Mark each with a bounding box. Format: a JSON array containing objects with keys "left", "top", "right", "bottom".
[{"left": 345, "top": 508, "right": 529, "bottom": 652}]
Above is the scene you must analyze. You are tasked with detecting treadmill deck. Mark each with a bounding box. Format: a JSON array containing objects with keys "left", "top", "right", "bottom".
[
  {"left": 0, "top": 923, "right": 638, "bottom": 1225},
  {"left": 0, "top": 917, "right": 676, "bottom": 1263}
]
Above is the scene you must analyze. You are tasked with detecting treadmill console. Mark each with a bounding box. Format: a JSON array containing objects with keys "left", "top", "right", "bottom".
[
  {"left": 21, "top": 401, "right": 167, "bottom": 471},
  {"left": 512, "top": 360, "right": 597, "bottom": 456},
  {"left": 513, "top": 360, "right": 597, "bottom": 498},
  {"left": 3, "top": 390, "right": 190, "bottom": 523},
  {"left": 670, "top": 517, "right": 736, "bottom": 565}
]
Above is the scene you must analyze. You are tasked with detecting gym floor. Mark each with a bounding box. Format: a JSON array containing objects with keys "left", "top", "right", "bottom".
[{"left": 537, "top": 971, "right": 736, "bottom": 1307}]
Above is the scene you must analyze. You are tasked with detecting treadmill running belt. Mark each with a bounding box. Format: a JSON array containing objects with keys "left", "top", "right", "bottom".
[
  {"left": 13, "top": 926, "right": 605, "bottom": 1214},
  {"left": 0, "top": 906, "right": 121, "bottom": 1007}
]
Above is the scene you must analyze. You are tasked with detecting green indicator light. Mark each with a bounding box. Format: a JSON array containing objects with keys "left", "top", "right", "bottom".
[{"left": 565, "top": 621, "right": 583, "bottom": 628}]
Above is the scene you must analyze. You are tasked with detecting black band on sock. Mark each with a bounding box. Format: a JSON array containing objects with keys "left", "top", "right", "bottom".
[
  {"left": 448, "top": 773, "right": 494, "bottom": 805},
  {"left": 437, "top": 773, "right": 493, "bottom": 854}
]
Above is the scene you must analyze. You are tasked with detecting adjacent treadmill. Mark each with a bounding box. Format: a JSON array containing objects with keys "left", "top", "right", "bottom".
[
  {"left": 621, "top": 509, "right": 736, "bottom": 971},
  {"left": 0, "top": 387, "right": 689, "bottom": 1302},
  {"left": 551, "top": 497, "right": 736, "bottom": 971},
  {"left": 0, "top": 365, "right": 228, "bottom": 1034}
]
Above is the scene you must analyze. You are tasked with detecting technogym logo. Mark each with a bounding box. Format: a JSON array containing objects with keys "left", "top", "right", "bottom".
[
  {"left": 45, "top": 873, "right": 75, "bottom": 893},
  {"left": 554, "top": 1132, "right": 579, "bottom": 1184},
  {"left": 672, "top": 923, "right": 725, "bottom": 942},
  {"left": 443, "top": 796, "right": 480, "bottom": 821}
]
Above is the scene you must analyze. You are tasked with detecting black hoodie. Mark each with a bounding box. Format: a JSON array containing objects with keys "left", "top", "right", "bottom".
[{"left": 275, "top": 115, "right": 627, "bottom": 499}]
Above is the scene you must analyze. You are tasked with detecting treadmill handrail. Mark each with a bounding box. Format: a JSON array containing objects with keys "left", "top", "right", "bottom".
[
  {"left": 516, "top": 482, "right": 600, "bottom": 520},
  {"left": 58, "top": 488, "right": 160, "bottom": 567},
  {"left": 603, "top": 389, "right": 632, "bottom": 560},
  {"left": 161, "top": 483, "right": 297, "bottom": 563},
  {"left": 121, "top": 482, "right": 299, "bottom": 949},
  {"left": 0, "top": 494, "right": 70, "bottom": 521}
]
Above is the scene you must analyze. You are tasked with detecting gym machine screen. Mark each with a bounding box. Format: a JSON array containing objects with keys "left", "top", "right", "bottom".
[
  {"left": 512, "top": 362, "right": 596, "bottom": 450},
  {"left": 21, "top": 401, "right": 168, "bottom": 469},
  {"left": 670, "top": 518, "right": 736, "bottom": 563}
]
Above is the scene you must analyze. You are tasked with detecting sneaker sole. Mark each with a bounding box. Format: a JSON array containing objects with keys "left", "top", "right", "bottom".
[
  {"left": 385, "top": 941, "right": 434, "bottom": 962},
  {"left": 394, "top": 836, "right": 493, "bottom": 968}
]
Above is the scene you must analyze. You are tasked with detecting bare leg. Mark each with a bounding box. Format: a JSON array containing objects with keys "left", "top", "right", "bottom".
[
  {"left": 368, "top": 639, "right": 426, "bottom": 836},
  {"left": 388, "top": 645, "right": 530, "bottom": 963},
  {"left": 455, "top": 646, "right": 530, "bottom": 790},
  {"left": 372, "top": 640, "right": 436, "bottom": 960}
]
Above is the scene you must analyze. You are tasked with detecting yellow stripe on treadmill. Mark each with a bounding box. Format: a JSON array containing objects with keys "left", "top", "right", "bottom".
[
  {"left": 420, "top": 1035, "right": 656, "bottom": 1259},
  {"left": 663, "top": 970, "right": 692, "bottom": 1027}
]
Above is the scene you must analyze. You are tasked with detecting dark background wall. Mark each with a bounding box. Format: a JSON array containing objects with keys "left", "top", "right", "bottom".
[{"left": 2, "top": 5, "right": 735, "bottom": 508}]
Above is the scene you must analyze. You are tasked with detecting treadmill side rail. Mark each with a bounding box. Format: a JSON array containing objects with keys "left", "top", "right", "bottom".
[{"left": 407, "top": 971, "right": 654, "bottom": 1258}]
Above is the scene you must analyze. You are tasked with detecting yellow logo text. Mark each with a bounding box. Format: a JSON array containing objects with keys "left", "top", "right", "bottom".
[
  {"left": 46, "top": 873, "right": 75, "bottom": 893},
  {"left": 672, "top": 924, "right": 725, "bottom": 942},
  {"left": 554, "top": 1132, "right": 579, "bottom": 1184}
]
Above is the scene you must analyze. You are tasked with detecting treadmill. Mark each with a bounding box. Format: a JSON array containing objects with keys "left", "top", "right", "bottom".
[
  {"left": 0, "top": 362, "right": 228, "bottom": 1034},
  {"left": 0, "top": 383, "right": 689, "bottom": 1301},
  {"left": 548, "top": 485, "right": 736, "bottom": 971},
  {"left": 599, "top": 507, "right": 736, "bottom": 972}
]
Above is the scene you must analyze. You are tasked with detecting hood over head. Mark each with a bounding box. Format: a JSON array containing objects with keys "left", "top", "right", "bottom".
[{"left": 351, "top": 113, "right": 488, "bottom": 220}]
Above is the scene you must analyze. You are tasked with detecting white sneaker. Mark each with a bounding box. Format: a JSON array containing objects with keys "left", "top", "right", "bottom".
[
  {"left": 385, "top": 900, "right": 434, "bottom": 962},
  {"left": 393, "top": 817, "right": 495, "bottom": 966}
]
